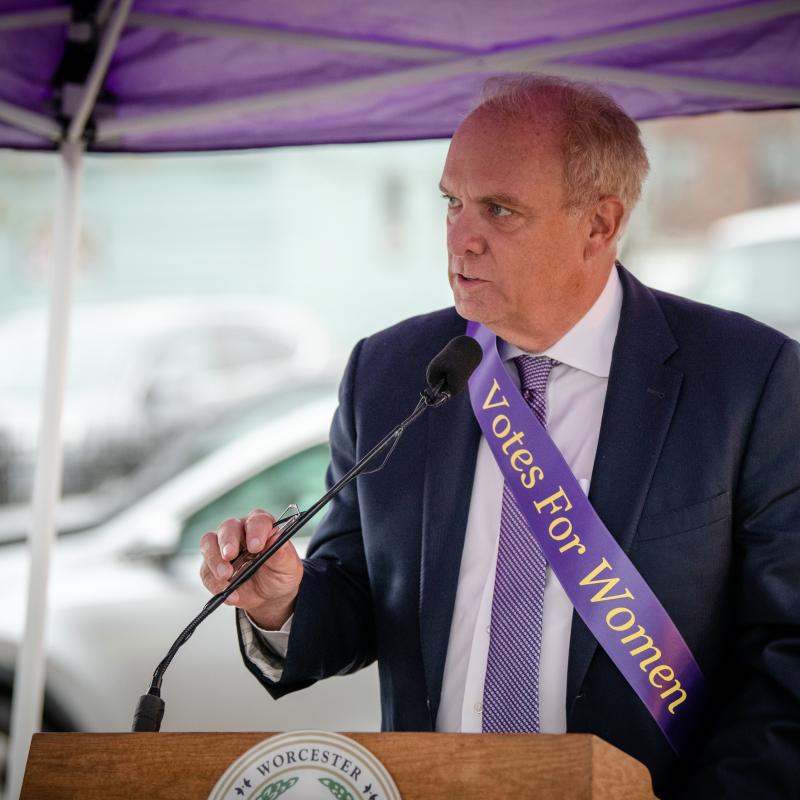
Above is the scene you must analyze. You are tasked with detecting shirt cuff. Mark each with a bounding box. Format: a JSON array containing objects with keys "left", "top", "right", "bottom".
[{"left": 237, "top": 609, "right": 294, "bottom": 682}]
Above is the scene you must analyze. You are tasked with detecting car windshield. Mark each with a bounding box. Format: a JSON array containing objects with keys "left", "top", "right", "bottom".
[{"left": 697, "top": 238, "right": 800, "bottom": 324}]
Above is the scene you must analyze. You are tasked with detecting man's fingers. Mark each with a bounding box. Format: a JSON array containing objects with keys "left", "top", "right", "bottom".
[
  {"left": 200, "top": 553, "right": 254, "bottom": 600},
  {"left": 216, "top": 517, "right": 244, "bottom": 561},
  {"left": 199, "top": 531, "right": 233, "bottom": 581},
  {"left": 200, "top": 561, "right": 250, "bottom": 608},
  {"left": 243, "top": 509, "right": 277, "bottom": 554},
  {"left": 199, "top": 549, "right": 230, "bottom": 593},
  {"left": 199, "top": 509, "right": 297, "bottom": 612}
]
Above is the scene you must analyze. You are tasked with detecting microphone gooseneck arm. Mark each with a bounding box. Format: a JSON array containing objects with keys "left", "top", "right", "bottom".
[
  {"left": 133, "top": 391, "right": 435, "bottom": 731},
  {"left": 131, "top": 334, "right": 482, "bottom": 732}
]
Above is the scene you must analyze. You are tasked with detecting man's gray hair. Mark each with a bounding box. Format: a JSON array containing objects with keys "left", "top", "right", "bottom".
[{"left": 476, "top": 75, "right": 650, "bottom": 217}]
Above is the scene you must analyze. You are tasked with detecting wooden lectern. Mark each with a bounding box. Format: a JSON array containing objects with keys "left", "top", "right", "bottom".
[{"left": 21, "top": 731, "right": 656, "bottom": 799}]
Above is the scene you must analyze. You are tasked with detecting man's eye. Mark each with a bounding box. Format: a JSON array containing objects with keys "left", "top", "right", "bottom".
[
  {"left": 441, "top": 193, "right": 460, "bottom": 209},
  {"left": 489, "top": 203, "right": 511, "bottom": 217}
]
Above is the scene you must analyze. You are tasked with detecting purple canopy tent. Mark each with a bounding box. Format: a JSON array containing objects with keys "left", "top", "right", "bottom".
[
  {"left": 1, "top": 1, "right": 799, "bottom": 796},
  {"left": 2, "top": 0, "right": 800, "bottom": 152}
]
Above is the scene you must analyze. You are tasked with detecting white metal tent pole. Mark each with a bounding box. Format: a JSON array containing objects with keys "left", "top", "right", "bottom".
[
  {"left": 6, "top": 140, "right": 84, "bottom": 800},
  {"left": 5, "top": 2, "right": 129, "bottom": 795}
]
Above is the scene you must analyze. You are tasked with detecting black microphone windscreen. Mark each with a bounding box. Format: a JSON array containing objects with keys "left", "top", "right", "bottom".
[{"left": 426, "top": 335, "right": 483, "bottom": 398}]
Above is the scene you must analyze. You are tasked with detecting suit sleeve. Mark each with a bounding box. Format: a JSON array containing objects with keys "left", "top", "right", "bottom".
[
  {"left": 678, "top": 338, "right": 800, "bottom": 797},
  {"left": 237, "top": 338, "right": 376, "bottom": 698}
]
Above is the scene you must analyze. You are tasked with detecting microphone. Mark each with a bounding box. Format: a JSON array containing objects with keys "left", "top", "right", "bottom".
[
  {"left": 426, "top": 335, "right": 483, "bottom": 401},
  {"left": 131, "top": 334, "right": 482, "bottom": 731}
]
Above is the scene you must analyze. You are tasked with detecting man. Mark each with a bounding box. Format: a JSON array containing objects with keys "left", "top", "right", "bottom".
[{"left": 200, "top": 77, "right": 800, "bottom": 798}]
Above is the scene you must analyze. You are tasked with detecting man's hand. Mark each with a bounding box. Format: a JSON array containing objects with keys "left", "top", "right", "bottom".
[{"left": 199, "top": 508, "right": 303, "bottom": 630}]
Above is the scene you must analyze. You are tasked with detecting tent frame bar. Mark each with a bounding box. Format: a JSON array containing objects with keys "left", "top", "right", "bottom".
[
  {"left": 123, "top": 0, "right": 800, "bottom": 60},
  {"left": 0, "top": 0, "right": 130, "bottom": 144},
  {"left": 127, "top": 11, "right": 461, "bottom": 60},
  {"left": 67, "top": 0, "right": 135, "bottom": 143},
  {"left": 96, "top": 0, "right": 800, "bottom": 142},
  {"left": 95, "top": 70, "right": 799, "bottom": 144},
  {"left": 536, "top": 62, "right": 800, "bottom": 105},
  {"left": 488, "top": 0, "right": 800, "bottom": 63},
  {"left": 0, "top": 7, "right": 69, "bottom": 31},
  {"left": 0, "top": 98, "right": 61, "bottom": 141}
]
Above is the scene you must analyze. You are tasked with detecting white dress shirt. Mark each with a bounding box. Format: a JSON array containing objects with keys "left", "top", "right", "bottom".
[
  {"left": 242, "top": 266, "right": 623, "bottom": 732},
  {"left": 436, "top": 266, "right": 622, "bottom": 732}
]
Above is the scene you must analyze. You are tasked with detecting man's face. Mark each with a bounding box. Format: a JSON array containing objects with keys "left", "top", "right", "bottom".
[{"left": 440, "top": 109, "right": 600, "bottom": 348}]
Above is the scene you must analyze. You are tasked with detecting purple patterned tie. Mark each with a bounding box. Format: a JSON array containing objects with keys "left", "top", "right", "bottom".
[{"left": 482, "top": 355, "right": 560, "bottom": 732}]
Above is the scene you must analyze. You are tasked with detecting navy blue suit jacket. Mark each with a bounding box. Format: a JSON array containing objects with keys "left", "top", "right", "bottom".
[{"left": 241, "top": 265, "right": 800, "bottom": 798}]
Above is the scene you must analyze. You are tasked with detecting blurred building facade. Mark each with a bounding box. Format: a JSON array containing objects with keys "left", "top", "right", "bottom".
[{"left": 633, "top": 109, "right": 800, "bottom": 243}]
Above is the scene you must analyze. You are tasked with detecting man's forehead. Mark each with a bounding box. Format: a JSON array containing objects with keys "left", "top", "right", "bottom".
[
  {"left": 440, "top": 110, "right": 563, "bottom": 195},
  {"left": 454, "top": 104, "right": 560, "bottom": 145}
]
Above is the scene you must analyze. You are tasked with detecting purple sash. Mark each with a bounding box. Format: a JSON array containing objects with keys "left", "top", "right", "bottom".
[{"left": 466, "top": 320, "right": 707, "bottom": 756}]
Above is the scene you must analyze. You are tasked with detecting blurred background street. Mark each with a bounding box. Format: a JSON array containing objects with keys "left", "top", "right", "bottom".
[{"left": 2, "top": 108, "right": 798, "bottom": 516}]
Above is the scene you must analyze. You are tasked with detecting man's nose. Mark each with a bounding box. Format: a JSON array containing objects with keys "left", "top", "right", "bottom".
[{"left": 447, "top": 209, "right": 486, "bottom": 258}]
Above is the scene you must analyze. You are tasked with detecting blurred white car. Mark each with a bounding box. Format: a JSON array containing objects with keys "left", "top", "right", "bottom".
[
  {"left": 693, "top": 203, "right": 800, "bottom": 339},
  {"left": 0, "top": 383, "right": 336, "bottom": 545},
  {"left": 0, "top": 296, "right": 335, "bottom": 503},
  {"left": 0, "top": 396, "right": 380, "bottom": 785}
]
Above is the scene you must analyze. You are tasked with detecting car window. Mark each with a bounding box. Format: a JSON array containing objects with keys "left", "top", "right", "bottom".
[{"left": 178, "top": 443, "right": 331, "bottom": 554}]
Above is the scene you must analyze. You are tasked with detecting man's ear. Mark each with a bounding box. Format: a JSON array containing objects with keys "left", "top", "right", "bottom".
[{"left": 584, "top": 196, "right": 625, "bottom": 260}]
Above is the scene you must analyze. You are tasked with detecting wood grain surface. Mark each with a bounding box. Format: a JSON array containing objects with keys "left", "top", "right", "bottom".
[{"left": 21, "top": 731, "right": 657, "bottom": 799}]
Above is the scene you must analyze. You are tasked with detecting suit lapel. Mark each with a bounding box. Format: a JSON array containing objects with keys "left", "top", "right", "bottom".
[
  {"left": 566, "top": 266, "right": 684, "bottom": 708},
  {"left": 418, "top": 387, "right": 481, "bottom": 725}
]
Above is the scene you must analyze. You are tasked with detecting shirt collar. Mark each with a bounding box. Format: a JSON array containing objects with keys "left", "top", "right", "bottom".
[{"left": 501, "top": 265, "right": 622, "bottom": 378}]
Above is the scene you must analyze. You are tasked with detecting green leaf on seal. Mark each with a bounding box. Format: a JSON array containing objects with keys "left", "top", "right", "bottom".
[
  {"left": 318, "top": 777, "right": 356, "bottom": 800},
  {"left": 255, "top": 776, "right": 299, "bottom": 800}
]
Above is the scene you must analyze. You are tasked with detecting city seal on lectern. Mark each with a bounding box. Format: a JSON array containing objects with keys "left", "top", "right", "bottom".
[{"left": 208, "top": 731, "right": 402, "bottom": 800}]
